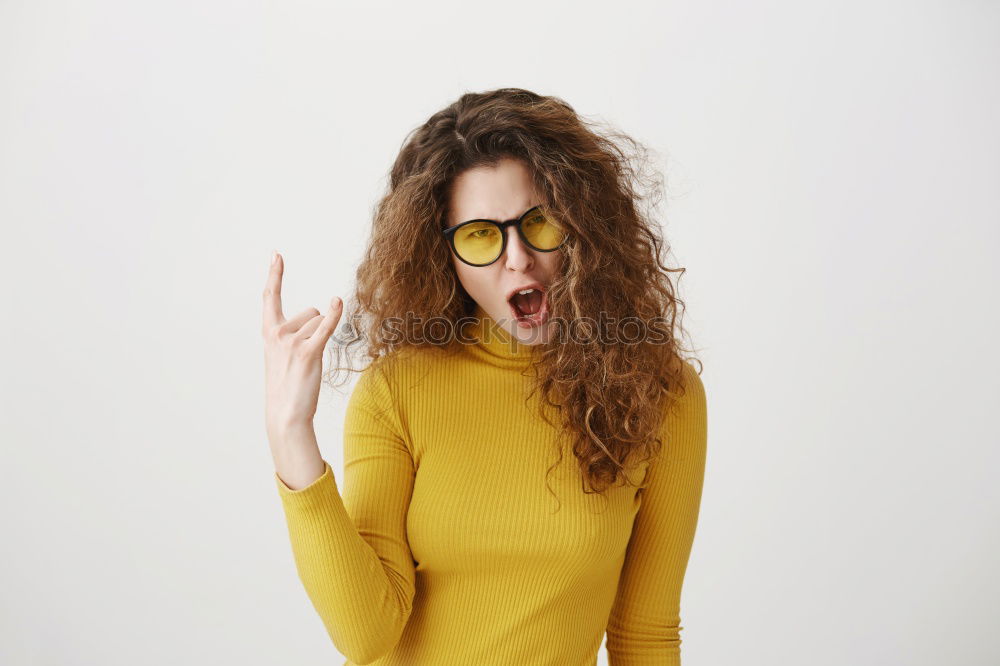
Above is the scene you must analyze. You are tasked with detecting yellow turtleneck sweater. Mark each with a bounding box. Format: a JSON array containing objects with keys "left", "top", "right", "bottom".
[{"left": 274, "top": 305, "right": 708, "bottom": 665}]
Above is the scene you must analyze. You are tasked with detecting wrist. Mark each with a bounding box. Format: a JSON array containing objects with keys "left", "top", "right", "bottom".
[{"left": 267, "top": 417, "right": 313, "bottom": 441}]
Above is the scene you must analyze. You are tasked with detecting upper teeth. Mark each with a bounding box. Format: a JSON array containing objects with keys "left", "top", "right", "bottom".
[{"left": 517, "top": 288, "right": 536, "bottom": 295}]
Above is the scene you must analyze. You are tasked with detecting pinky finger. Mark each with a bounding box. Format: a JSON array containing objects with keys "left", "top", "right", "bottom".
[{"left": 306, "top": 297, "right": 343, "bottom": 351}]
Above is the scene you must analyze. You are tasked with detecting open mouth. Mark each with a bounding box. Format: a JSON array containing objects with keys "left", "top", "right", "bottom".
[{"left": 507, "top": 286, "right": 549, "bottom": 328}]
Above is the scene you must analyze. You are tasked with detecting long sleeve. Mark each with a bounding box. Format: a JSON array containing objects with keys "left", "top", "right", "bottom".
[
  {"left": 605, "top": 360, "right": 708, "bottom": 666},
  {"left": 274, "top": 361, "right": 416, "bottom": 665}
]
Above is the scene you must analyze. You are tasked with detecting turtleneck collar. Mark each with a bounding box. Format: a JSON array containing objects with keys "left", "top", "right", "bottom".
[{"left": 461, "top": 303, "right": 537, "bottom": 368}]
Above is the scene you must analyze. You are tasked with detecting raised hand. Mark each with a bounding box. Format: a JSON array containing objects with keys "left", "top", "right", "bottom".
[{"left": 261, "top": 251, "right": 343, "bottom": 450}]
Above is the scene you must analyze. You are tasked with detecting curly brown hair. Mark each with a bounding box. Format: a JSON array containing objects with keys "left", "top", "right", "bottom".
[{"left": 326, "top": 87, "right": 702, "bottom": 498}]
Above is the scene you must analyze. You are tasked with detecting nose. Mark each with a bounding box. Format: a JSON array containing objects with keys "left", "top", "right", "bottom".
[{"left": 503, "top": 226, "right": 534, "bottom": 272}]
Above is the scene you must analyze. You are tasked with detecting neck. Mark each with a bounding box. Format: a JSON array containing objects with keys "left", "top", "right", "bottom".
[{"left": 462, "top": 303, "right": 536, "bottom": 368}]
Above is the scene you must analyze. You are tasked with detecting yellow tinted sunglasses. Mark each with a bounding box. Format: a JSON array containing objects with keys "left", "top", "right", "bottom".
[{"left": 442, "top": 205, "right": 566, "bottom": 267}]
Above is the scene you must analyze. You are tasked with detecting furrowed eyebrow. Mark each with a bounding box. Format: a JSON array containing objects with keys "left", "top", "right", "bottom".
[{"left": 449, "top": 205, "right": 541, "bottom": 230}]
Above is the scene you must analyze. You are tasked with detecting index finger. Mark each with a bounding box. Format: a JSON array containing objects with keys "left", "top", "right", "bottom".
[{"left": 262, "top": 250, "right": 285, "bottom": 330}]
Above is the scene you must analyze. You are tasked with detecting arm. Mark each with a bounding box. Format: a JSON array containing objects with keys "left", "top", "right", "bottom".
[
  {"left": 605, "top": 360, "right": 708, "bottom": 666},
  {"left": 274, "top": 361, "right": 416, "bottom": 664}
]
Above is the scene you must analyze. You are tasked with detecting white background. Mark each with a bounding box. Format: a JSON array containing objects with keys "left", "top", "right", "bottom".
[{"left": 1, "top": 1, "right": 997, "bottom": 664}]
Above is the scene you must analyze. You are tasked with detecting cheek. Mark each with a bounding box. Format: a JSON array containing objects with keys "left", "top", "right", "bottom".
[
  {"left": 452, "top": 261, "right": 499, "bottom": 300},
  {"left": 452, "top": 260, "right": 481, "bottom": 296},
  {"left": 542, "top": 250, "right": 563, "bottom": 276}
]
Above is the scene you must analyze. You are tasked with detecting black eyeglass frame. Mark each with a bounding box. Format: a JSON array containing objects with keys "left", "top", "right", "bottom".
[{"left": 441, "top": 205, "right": 566, "bottom": 267}]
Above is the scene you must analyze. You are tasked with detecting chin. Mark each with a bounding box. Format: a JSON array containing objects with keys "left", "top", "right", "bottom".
[{"left": 507, "top": 318, "right": 553, "bottom": 346}]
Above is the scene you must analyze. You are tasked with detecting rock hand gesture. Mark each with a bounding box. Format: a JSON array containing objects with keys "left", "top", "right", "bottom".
[{"left": 261, "top": 251, "right": 343, "bottom": 489}]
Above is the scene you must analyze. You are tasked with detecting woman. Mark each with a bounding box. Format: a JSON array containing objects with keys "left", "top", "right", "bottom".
[{"left": 261, "top": 87, "right": 708, "bottom": 665}]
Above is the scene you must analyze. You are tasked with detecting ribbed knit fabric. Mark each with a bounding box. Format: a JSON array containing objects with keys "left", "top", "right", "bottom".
[{"left": 274, "top": 304, "right": 708, "bottom": 666}]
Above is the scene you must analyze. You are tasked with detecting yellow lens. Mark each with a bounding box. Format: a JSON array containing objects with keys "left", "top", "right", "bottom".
[
  {"left": 521, "top": 209, "right": 564, "bottom": 250},
  {"left": 454, "top": 222, "right": 503, "bottom": 265}
]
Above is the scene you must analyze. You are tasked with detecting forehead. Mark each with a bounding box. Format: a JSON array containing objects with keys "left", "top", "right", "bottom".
[{"left": 448, "top": 158, "right": 541, "bottom": 225}]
